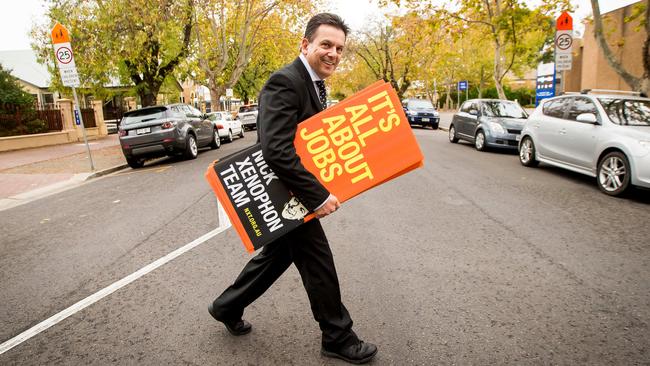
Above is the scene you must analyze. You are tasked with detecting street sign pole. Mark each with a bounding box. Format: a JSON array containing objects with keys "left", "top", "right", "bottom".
[
  {"left": 72, "top": 87, "right": 94, "bottom": 171},
  {"left": 51, "top": 22, "right": 94, "bottom": 171},
  {"left": 554, "top": 11, "right": 574, "bottom": 94}
]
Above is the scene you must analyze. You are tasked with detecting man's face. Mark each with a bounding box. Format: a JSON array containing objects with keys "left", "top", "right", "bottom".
[{"left": 301, "top": 24, "right": 346, "bottom": 80}]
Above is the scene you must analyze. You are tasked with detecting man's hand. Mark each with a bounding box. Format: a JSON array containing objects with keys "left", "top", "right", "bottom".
[{"left": 314, "top": 195, "right": 341, "bottom": 218}]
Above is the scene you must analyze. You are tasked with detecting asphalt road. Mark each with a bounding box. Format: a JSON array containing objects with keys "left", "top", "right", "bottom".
[{"left": 1, "top": 128, "right": 649, "bottom": 365}]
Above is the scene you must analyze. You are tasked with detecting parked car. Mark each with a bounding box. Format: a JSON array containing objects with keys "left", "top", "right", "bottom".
[
  {"left": 518, "top": 90, "right": 650, "bottom": 196},
  {"left": 237, "top": 104, "right": 258, "bottom": 131},
  {"left": 449, "top": 99, "right": 528, "bottom": 151},
  {"left": 402, "top": 98, "right": 439, "bottom": 129},
  {"left": 207, "top": 111, "right": 244, "bottom": 143},
  {"left": 118, "top": 104, "right": 219, "bottom": 169}
]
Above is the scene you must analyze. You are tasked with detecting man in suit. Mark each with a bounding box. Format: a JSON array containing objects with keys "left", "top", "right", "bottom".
[{"left": 208, "top": 13, "right": 378, "bottom": 364}]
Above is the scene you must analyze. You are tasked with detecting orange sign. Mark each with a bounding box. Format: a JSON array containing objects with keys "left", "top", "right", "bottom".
[
  {"left": 556, "top": 12, "right": 573, "bottom": 31},
  {"left": 51, "top": 22, "right": 70, "bottom": 44}
]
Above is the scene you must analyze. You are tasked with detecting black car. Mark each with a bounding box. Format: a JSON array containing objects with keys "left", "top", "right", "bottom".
[
  {"left": 118, "top": 104, "right": 219, "bottom": 168},
  {"left": 402, "top": 98, "right": 440, "bottom": 129}
]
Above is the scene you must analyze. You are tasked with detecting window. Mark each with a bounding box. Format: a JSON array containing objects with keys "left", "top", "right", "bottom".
[
  {"left": 598, "top": 98, "right": 650, "bottom": 126},
  {"left": 543, "top": 98, "right": 568, "bottom": 119},
  {"left": 121, "top": 107, "right": 167, "bottom": 125},
  {"left": 567, "top": 97, "right": 598, "bottom": 121},
  {"left": 468, "top": 101, "right": 480, "bottom": 115},
  {"left": 169, "top": 106, "right": 185, "bottom": 118},
  {"left": 482, "top": 101, "right": 527, "bottom": 118},
  {"left": 460, "top": 101, "right": 471, "bottom": 113}
]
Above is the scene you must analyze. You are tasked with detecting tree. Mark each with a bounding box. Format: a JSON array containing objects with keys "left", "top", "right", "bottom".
[
  {"left": 194, "top": 0, "right": 309, "bottom": 108},
  {"left": 590, "top": 0, "right": 649, "bottom": 94},
  {"left": 438, "top": 0, "right": 566, "bottom": 99},
  {"left": 0, "top": 64, "right": 47, "bottom": 135},
  {"left": 351, "top": 13, "right": 434, "bottom": 100},
  {"left": 34, "top": 0, "right": 194, "bottom": 106}
]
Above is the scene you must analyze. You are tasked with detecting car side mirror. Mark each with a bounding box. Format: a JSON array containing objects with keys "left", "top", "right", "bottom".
[
  {"left": 469, "top": 109, "right": 479, "bottom": 116},
  {"left": 576, "top": 113, "right": 597, "bottom": 124}
]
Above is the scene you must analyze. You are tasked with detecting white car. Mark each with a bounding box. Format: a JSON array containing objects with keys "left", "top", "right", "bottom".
[
  {"left": 207, "top": 111, "right": 244, "bottom": 143},
  {"left": 518, "top": 90, "right": 650, "bottom": 196},
  {"left": 237, "top": 104, "right": 258, "bottom": 131}
]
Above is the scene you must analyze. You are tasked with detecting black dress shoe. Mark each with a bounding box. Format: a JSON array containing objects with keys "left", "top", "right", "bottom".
[
  {"left": 208, "top": 303, "right": 252, "bottom": 336},
  {"left": 321, "top": 340, "right": 378, "bottom": 364}
]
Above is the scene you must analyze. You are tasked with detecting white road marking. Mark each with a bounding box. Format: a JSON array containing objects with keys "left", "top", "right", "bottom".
[{"left": 0, "top": 202, "right": 231, "bottom": 355}]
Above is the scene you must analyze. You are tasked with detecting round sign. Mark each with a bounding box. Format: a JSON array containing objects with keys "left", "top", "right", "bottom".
[
  {"left": 56, "top": 47, "right": 74, "bottom": 64},
  {"left": 556, "top": 33, "right": 573, "bottom": 51}
]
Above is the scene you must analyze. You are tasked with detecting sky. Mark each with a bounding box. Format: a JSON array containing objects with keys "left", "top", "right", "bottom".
[{"left": 0, "top": 0, "right": 643, "bottom": 51}]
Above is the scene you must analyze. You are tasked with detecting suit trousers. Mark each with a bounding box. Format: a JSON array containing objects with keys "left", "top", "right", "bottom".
[{"left": 211, "top": 219, "right": 358, "bottom": 349}]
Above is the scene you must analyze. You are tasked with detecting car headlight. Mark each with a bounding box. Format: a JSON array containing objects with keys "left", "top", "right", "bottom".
[
  {"left": 486, "top": 121, "right": 506, "bottom": 134},
  {"left": 433, "top": 111, "right": 439, "bottom": 117}
]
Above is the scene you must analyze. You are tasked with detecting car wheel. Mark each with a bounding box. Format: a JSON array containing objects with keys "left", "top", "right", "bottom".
[
  {"left": 449, "top": 124, "right": 459, "bottom": 143},
  {"left": 474, "top": 130, "right": 486, "bottom": 151},
  {"left": 239, "top": 128, "right": 245, "bottom": 138},
  {"left": 227, "top": 130, "right": 233, "bottom": 143},
  {"left": 126, "top": 157, "right": 145, "bottom": 169},
  {"left": 519, "top": 137, "right": 539, "bottom": 167},
  {"left": 597, "top": 151, "right": 631, "bottom": 196},
  {"left": 210, "top": 129, "right": 221, "bottom": 149},
  {"left": 432, "top": 123, "right": 439, "bottom": 130},
  {"left": 183, "top": 134, "right": 198, "bottom": 159}
]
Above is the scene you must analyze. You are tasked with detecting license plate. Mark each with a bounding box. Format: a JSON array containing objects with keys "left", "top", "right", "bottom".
[
  {"left": 422, "top": 118, "right": 430, "bottom": 122},
  {"left": 516, "top": 135, "right": 522, "bottom": 141},
  {"left": 136, "top": 127, "right": 151, "bottom": 135}
]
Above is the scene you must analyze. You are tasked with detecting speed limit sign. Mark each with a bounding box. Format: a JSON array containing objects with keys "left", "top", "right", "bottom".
[
  {"left": 555, "top": 12, "right": 573, "bottom": 72},
  {"left": 51, "top": 23, "right": 80, "bottom": 87}
]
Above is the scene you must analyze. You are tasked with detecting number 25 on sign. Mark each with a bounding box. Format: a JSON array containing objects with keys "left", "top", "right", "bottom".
[{"left": 51, "top": 22, "right": 80, "bottom": 87}]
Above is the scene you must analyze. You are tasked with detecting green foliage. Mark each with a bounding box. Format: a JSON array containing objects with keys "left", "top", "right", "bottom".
[
  {"left": 0, "top": 64, "right": 49, "bottom": 136},
  {"left": 0, "top": 64, "right": 36, "bottom": 107},
  {"left": 33, "top": 0, "right": 194, "bottom": 106},
  {"left": 25, "top": 119, "right": 49, "bottom": 134},
  {"left": 194, "top": 0, "right": 310, "bottom": 106},
  {"left": 437, "top": 85, "right": 535, "bottom": 109}
]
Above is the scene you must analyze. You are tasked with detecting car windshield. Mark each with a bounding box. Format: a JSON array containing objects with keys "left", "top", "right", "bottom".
[
  {"left": 121, "top": 107, "right": 167, "bottom": 125},
  {"left": 598, "top": 98, "right": 650, "bottom": 126},
  {"left": 408, "top": 100, "right": 434, "bottom": 109},
  {"left": 239, "top": 105, "right": 258, "bottom": 113},
  {"left": 482, "top": 101, "right": 527, "bottom": 118}
]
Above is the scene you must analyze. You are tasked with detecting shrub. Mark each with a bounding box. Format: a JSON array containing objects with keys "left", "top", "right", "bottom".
[{"left": 25, "top": 119, "right": 48, "bottom": 134}]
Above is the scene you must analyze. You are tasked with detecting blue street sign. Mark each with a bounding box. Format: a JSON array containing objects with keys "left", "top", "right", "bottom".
[
  {"left": 74, "top": 109, "right": 81, "bottom": 126},
  {"left": 535, "top": 63, "right": 556, "bottom": 106},
  {"left": 458, "top": 80, "right": 468, "bottom": 91}
]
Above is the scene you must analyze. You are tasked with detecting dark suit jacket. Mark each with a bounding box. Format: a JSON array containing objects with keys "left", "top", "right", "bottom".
[{"left": 257, "top": 58, "right": 329, "bottom": 211}]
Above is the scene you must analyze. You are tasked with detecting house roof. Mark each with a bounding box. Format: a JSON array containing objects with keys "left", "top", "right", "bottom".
[{"left": 0, "top": 49, "right": 51, "bottom": 88}]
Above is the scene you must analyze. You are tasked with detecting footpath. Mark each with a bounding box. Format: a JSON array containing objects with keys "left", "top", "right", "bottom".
[{"left": 0, "top": 134, "right": 128, "bottom": 211}]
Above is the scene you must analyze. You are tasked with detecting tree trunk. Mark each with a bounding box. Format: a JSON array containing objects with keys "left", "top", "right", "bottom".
[
  {"left": 493, "top": 42, "right": 507, "bottom": 99},
  {"left": 478, "top": 65, "right": 485, "bottom": 98},
  {"left": 590, "top": 0, "right": 646, "bottom": 94},
  {"left": 140, "top": 93, "right": 157, "bottom": 107},
  {"left": 445, "top": 83, "right": 453, "bottom": 110}
]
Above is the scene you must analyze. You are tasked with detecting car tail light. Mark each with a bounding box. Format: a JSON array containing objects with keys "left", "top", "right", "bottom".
[
  {"left": 161, "top": 121, "right": 175, "bottom": 129},
  {"left": 215, "top": 124, "right": 224, "bottom": 129},
  {"left": 118, "top": 129, "right": 128, "bottom": 137}
]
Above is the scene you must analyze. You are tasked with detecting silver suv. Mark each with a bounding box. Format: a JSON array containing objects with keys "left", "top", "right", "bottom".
[
  {"left": 237, "top": 104, "right": 258, "bottom": 131},
  {"left": 118, "top": 104, "right": 219, "bottom": 168},
  {"left": 518, "top": 90, "right": 650, "bottom": 196}
]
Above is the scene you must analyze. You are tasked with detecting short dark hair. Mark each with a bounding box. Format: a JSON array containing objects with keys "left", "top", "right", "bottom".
[{"left": 304, "top": 13, "right": 349, "bottom": 42}]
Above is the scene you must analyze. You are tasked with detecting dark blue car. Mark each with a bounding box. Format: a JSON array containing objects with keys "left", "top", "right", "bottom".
[{"left": 402, "top": 98, "right": 440, "bottom": 129}]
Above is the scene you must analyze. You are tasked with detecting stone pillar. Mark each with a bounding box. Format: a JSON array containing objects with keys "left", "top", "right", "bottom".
[
  {"left": 58, "top": 99, "right": 77, "bottom": 142},
  {"left": 92, "top": 100, "right": 108, "bottom": 136}
]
